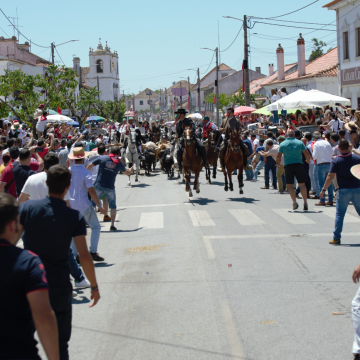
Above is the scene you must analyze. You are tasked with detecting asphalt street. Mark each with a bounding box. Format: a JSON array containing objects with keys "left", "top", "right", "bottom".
[{"left": 39, "top": 167, "right": 360, "bottom": 359}]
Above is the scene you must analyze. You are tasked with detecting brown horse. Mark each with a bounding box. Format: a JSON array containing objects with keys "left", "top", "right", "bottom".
[
  {"left": 223, "top": 129, "right": 244, "bottom": 194},
  {"left": 204, "top": 130, "right": 218, "bottom": 184},
  {"left": 182, "top": 126, "right": 203, "bottom": 197}
]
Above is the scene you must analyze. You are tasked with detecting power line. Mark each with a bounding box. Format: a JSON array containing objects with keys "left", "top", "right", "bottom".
[
  {"left": 251, "top": 17, "right": 336, "bottom": 26},
  {"left": 203, "top": 52, "right": 215, "bottom": 74},
  {"left": 220, "top": 24, "right": 243, "bottom": 53},
  {"left": 256, "top": 0, "right": 319, "bottom": 19},
  {"left": 0, "top": 8, "right": 50, "bottom": 48},
  {"left": 0, "top": 26, "right": 10, "bottom": 37},
  {"left": 55, "top": 47, "right": 65, "bottom": 65},
  {"left": 253, "top": 21, "right": 336, "bottom": 31}
]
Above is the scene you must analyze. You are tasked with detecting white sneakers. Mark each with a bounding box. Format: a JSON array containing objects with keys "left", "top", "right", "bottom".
[
  {"left": 251, "top": 179, "right": 257, "bottom": 182},
  {"left": 74, "top": 278, "right": 91, "bottom": 288}
]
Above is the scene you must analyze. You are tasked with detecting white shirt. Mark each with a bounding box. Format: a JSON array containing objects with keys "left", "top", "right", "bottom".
[
  {"left": 280, "top": 92, "right": 287, "bottom": 98},
  {"left": 312, "top": 139, "right": 334, "bottom": 164},
  {"left": 252, "top": 138, "right": 260, "bottom": 148},
  {"left": 136, "top": 126, "right": 146, "bottom": 135},
  {"left": 204, "top": 121, "right": 218, "bottom": 130},
  {"left": 271, "top": 94, "right": 280, "bottom": 103},
  {"left": 21, "top": 172, "right": 70, "bottom": 200},
  {"left": 36, "top": 116, "right": 48, "bottom": 132},
  {"left": 328, "top": 119, "right": 343, "bottom": 133}
]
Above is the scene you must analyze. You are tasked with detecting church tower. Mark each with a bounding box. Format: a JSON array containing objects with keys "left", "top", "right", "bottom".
[{"left": 86, "top": 39, "right": 119, "bottom": 101}]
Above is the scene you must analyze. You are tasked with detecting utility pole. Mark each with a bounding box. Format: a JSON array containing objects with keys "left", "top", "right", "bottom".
[
  {"left": 215, "top": 47, "right": 219, "bottom": 126},
  {"left": 244, "top": 15, "right": 250, "bottom": 106},
  {"left": 160, "top": 88, "right": 162, "bottom": 112},
  {"left": 197, "top": 68, "right": 200, "bottom": 113},
  {"left": 180, "top": 81, "right": 182, "bottom": 108},
  {"left": 51, "top": 42, "right": 55, "bottom": 64},
  {"left": 187, "top": 76, "right": 191, "bottom": 113}
]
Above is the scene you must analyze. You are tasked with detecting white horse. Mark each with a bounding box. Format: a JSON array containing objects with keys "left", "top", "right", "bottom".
[
  {"left": 125, "top": 129, "right": 139, "bottom": 185},
  {"left": 110, "top": 129, "right": 119, "bottom": 145}
]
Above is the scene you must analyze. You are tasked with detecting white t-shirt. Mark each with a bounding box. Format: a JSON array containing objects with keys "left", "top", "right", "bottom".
[
  {"left": 328, "top": 119, "right": 344, "bottom": 133},
  {"left": 21, "top": 171, "right": 70, "bottom": 200},
  {"left": 280, "top": 92, "right": 287, "bottom": 98},
  {"left": 36, "top": 117, "right": 48, "bottom": 132},
  {"left": 271, "top": 94, "right": 280, "bottom": 103},
  {"left": 252, "top": 138, "right": 260, "bottom": 148}
]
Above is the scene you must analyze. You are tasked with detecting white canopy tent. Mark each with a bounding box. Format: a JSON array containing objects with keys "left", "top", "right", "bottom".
[
  {"left": 46, "top": 114, "right": 73, "bottom": 123},
  {"left": 267, "top": 89, "right": 351, "bottom": 111}
]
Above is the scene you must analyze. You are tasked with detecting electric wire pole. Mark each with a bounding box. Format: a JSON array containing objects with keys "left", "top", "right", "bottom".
[
  {"left": 51, "top": 42, "right": 55, "bottom": 64},
  {"left": 197, "top": 68, "right": 200, "bottom": 113},
  {"left": 187, "top": 76, "right": 191, "bottom": 113},
  {"left": 215, "top": 47, "right": 219, "bottom": 126},
  {"left": 244, "top": 15, "right": 250, "bottom": 106}
]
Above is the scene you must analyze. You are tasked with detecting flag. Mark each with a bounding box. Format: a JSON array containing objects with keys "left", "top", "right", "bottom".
[
  {"left": 57, "top": 107, "right": 61, "bottom": 114},
  {"left": 187, "top": 97, "right": 190, "bottom": 110},
  {"left": 213, "top": 86, "right": 217, "bottom": 104},
  {"left": 242, "top": 61, "right": 245, "bottom": 92}
]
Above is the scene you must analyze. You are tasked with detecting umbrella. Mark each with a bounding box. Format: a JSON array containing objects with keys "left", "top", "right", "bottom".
[
  {"left": 267, "top": 89, "right": 351, "bottom": 111},
  {"left": 253, "top": 105, "right": 302, "bottom": 116},
  {"left": 47, "top": 109, "right": 58, "bottom": 115},
  {"left": 186, "top": 113, "right": 202, "bottom": 119},
  {"left": 234, "top": 106, "right": 256, "bottom": 115},
  {"left": 46, "top": 114, "right": 73, "bottom": 122},
  {"left": 86, "top": 116, "right": 106, "bottom": 122},
  {"left": 67, "top": 120, "right": 79, "bottom": 127}
]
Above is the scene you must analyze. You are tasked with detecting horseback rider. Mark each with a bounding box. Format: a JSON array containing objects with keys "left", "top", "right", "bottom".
[
  {"left": 159, "top": 118, "right": 169, "bottom": 140},
  {"left": 121, "top": 128, "right": 144, "bottom": 158},
  {"left": 218, "top": 106, "right": 250, "bottom": 172},
  {"left": 175, "top": 109, "right": 210, "bottom": 170},
  {"left": 149, "top": 119, "right": 160, "bottom": 141}
]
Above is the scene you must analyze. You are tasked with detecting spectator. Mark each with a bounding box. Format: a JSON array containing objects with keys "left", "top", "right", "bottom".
[
  {"left": 0, "top": 146, "right": 20, "bottom": 197},
  {"left": 249, "top": 139, "right": 265, "bottom": 182},
  {"left": 277, "top": 130, "right": 310, "bottom": 210},
  {"left": 68, "top": 147, "right": 106, "bottom": 262},
  {"left": 330, "top": 133, "right": 340, "bottom": 157},
  {"left": 0, "top": 152, "right": 10, "bottom": 175},
  {"left": 88, "top": 136, "right": 97, "bottom": 151},
  {"left": 19, "top": 165, "right": 100, "bottom": 359},
  {"left": 242, "top": 134, "right": 253, "bottom": 181},
  {"left": 13, "top": 148, "right": 43, "bottom": 197},
  {"left": 58, "top": 140, "right": 72, "bottom": 166},
  {"left": 87, "top": 146, "right": 133, "bottom": 231},
  {"left": 57, "top": 139, "right": 67, "bottom": 154},
  {"left": 0, "top": 193, "right": 59, "bottom": 360},
  {"left": 35, "top": 111, "right": 48, "bottom": 139},
  {"left": 36, "top": 138, "right": 49, "bottom": 159},
  {"left": 320, "top": 138, "right": 360, "bottom": 245},
  {"left": 312, "top": 131, "right": 334, "bottom": 206}
]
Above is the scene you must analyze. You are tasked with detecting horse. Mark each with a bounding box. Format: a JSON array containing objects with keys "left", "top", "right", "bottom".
[
  {"left": 160, "top": 128, "right": 168, "bottom": 141},
  {"left": 161, "top": 148, "right": 174, "bottom": 178},
  {"left": 110, "top": 129, "right": 119, "bottom": 145},
  {"left": 204, "top": 130, "right": 219, "bottom": 184},
  {"left": 223, "top": 129, "right": 244, "bottom": 194},
  {"left": 125, "top": 129, "right": 139, "bottom": 185},
  {"left": 182, "top": 126, "right": 203, "bottom": 197}
]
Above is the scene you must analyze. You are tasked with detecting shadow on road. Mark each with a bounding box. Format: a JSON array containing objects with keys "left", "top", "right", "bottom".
[
  {"left": 187, "top": 198, "right": 217, "bottom": 206},
  {"left": 101, "top": 227, "right": 143, "bottom": 233},
  {"left": 72, "top": 293, "right": 90, "bottom": 305},
  {"left": 95, "top": 262, "right": 115, "bottom": 268},
  {"left": 126, "top": 183, "right": 151, "bottom": 188},
  {"left": 226, "top": 197, "right": 260, "bottom": 203},
  {"left": 340, "top": 244, "right": 360, "bottom": 247}
]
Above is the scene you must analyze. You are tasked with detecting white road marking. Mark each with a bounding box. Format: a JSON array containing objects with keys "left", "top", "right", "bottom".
[
  {"left": 229, "top": 209, "right": 265, "bottom": 226},
  {"left": 188, "top": 210, "right": 215, "bottom": 227},
  {"left": 139, "top": 212, "right": 164, "bottom": 229},
  {"left": 220, "top": 299, "right": 244, "bottom": 359},
  {"left": 322, "top": 207, "right": 360, "bottom": 223},
  {"left": 118, "top": 203, "right": 182, "bottom": 209},
  {"left": 203, "top": 237, "right": 215, "bottom": 258},
  {"left": 272, "top": 209, "right": 315, "bottom": 224}
]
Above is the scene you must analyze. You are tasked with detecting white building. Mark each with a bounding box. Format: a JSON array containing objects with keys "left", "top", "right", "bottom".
[
  {"left": 324, "top": 0, "right": 360, "bottom": 108},
  {"left": 131, "top": 88, "right": 159, "bottom": 111},
  {"left": 75, "top": 40, "right": 120, "bottom": 101}
]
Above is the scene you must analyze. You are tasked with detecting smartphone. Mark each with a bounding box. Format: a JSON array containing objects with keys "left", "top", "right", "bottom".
[{"left": 35, "top": 147, "right": 43, "bottom": 153}]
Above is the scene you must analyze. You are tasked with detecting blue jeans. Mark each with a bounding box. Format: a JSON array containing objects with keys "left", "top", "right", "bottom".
[
  {"left": 314, "top": 163, "right": 320, "bottom": 196},
  {"left": 271, "top": 111, "right": 279, "bottom": 124},
  {"left": 72, "top": 205, "right": 101, "bottom": 255},
  {"left": 334, "top": 188, "right": 360, "bottom": 240},
  {"left": 265, "top": 157, "right": 277, "bottom": 188},
  {"left": 317, "top": 163, "right": 333, "bottom": 203},
  {"left": 253, "top": 160, "right": 265, "bottom": 180},
  {"left": 244, "top": 159, "right": 253, "bottom": 180},
  {"left": 68, "top": 248, "right": 84, "bottom": 282},
  {"left": 309, "top": 162, "right": 316, "bottom": 192},
  {"left": 95, "top": 184, "right": 117, "bottom": 209},
  {"left": 281, "top": 109, "right": 287, "bottom": 121}
]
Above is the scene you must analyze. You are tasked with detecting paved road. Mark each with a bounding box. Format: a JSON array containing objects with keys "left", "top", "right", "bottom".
[{"left": 40, "top": 167, "right": 360, "bottom": 359}]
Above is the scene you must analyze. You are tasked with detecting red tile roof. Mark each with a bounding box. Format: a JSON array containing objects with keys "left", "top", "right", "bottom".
[
  {"left": 269, "top": 47, "right": 338, "bottom": 85},
  {"left": 323, "top": 0, "right": 342, "bottom": 8},
  {"left": 191, "top": 63, "right": 234, "bottom": 90},
  {"left": 250, "top": 63, "right": 297, "bottom": 93}
]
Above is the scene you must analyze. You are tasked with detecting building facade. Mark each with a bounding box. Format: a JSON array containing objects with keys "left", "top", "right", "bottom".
[{"left": 324, "top": 0, "right": 360, "bottom": 108}]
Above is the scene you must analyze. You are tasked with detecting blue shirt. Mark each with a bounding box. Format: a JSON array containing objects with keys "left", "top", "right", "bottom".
[
  {"left": 92, "top": 155, "right": 126, "bottom": 189},
  {"left": 243, "top": 138, "right": 253, "bottom": 155},
  {"left": 256, "top": 146, "right": 265, "bottom": 161},
  {"left": 20, "top": 196, "right": 87, "bottom": 289},
  {"left": 0, "top": 239, "right": 48, "bottom": 360},
  {"left": 329, "top": 152, "right": 360, "bottom": 189},
  {"left": 278, "top": 137, "right": 306, "bottom": 166}
]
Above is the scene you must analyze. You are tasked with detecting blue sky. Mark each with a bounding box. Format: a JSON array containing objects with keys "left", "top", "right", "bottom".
[{"left": 1, "top": 1, "right": 336, "bottom": 94}]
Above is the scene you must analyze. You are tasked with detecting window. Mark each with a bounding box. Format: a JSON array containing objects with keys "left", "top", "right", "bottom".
[
  {"left": 96, "top": 59, "right": 103, "bottom": 73},
  {"left": 140, "top": 100, "right": 143, "bottom": 105},
  {"left": 357, "top": 97, "right": 360, "bottom": 109},
  {"left": 343, "top": 31, "right": 349, "bottom": 60},
  {"left": 357, "top": 28, "right": 360, "bottom": 57}
]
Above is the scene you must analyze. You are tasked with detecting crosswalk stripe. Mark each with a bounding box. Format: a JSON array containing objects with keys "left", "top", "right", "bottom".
[
  {"left": 139, "top": 212, "right": 164, "bottom": 229},
  {"left": 321, "top": 208, "right": 360, "bottom": 223},
  {"left": 229, "top": 209, "right": 265, "bottom": 226},
  {"left": 272, "top": 209, "right": 315, "bottom": 224},
  {"left": 188, "top": 210, "right": 215, "bottom": 227}
]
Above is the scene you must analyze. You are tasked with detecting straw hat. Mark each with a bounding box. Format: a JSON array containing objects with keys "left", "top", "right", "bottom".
[
  {"left": 345, "top": 121, "right": 358, "bottom": 131},
  {"left": 68, "top": 147, "right": 90, "bottom": 160},
  {"left": 351, "top": 164, "right": 360, "bottom": 180}
]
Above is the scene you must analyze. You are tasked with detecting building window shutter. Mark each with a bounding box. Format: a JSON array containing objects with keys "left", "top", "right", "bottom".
[{"left": 343, "top": 31, "right": 349, "bottom": 60}]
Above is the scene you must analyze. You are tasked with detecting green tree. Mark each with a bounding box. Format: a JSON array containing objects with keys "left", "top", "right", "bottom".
[
  {"left": 308, "top": 38, "right": 328, "bottom": 62},
  {"left": 93, "top": 99, "right": 126, "bottom": 123},
  {"left": 228, "top": 88, "right": 259, "bottom": 107},
  {"left": 205, "top": 93, "right": 232, "bottom": 113},
  {"left": 0, "top": 69, "right": 41, "bottom": 128}
]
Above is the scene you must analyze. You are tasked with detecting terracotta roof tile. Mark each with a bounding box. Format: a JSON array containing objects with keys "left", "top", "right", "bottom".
[
  {"left": 323, "top": 0, "right": 342, "bottom": 8},
  {"left": 269, "top": 47, "right": 338, "bottom": 85}
]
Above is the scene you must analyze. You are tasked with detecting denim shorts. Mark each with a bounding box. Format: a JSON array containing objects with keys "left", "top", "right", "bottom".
[{"left": 94, "top": 184, "right": 117, "bottom": 209}]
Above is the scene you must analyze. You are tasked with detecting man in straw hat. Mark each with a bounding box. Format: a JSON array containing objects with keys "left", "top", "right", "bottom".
[
  {"left": 68, "top": 147, "right": 106, "bottom": 262},
  {"left": 175, "top": 108, "right": 209, "bottom": 170},
  {"left": 320, "top": 138, "right": 360, "bottom": 245}
]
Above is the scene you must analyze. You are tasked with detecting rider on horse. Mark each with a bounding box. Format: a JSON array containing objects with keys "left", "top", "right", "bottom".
[
  {"left": 218, "top": 106, "right": 250, "bottom": 172},
  {"left": 159, "top": 119, "right": 169, "bottom": 139},
  {"left": 175, "top": 109, "right": 210, "bottom": 170},
  {"left": 202, "top": 116, "right": 222, "bottom": 146},
  {"left": 121, "top": 128, "right": 144, "bottom": 158}
]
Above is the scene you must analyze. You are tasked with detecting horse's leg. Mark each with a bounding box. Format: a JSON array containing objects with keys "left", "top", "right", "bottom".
[
  {"left": 224, "top": 165, "right": 228, "bottom": 191},
  {"left": 195, "top": 171, "right": 200, "bottom": 193},
  {"left": 135, "top": 159, "right": 139, "bottom": 182},
  {"left": 185, "top": 168, "right": 190, "bottom": 193},
  {"left": 228, "top": 167, "right": 234, "bottom": 191},
  {"left": 212, "top": 159, "right": 216, "bottom": 179},
  {"left": 238, "top": 165, "right": 244, "bottom": 194},
  {"left": 126, "top": 159, "right": 131, "bottom": 186}
]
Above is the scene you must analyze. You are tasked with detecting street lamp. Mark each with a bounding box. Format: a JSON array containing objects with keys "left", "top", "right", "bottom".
[{"left": 201, "top": 47, "right": 219, "bottom": 125}]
